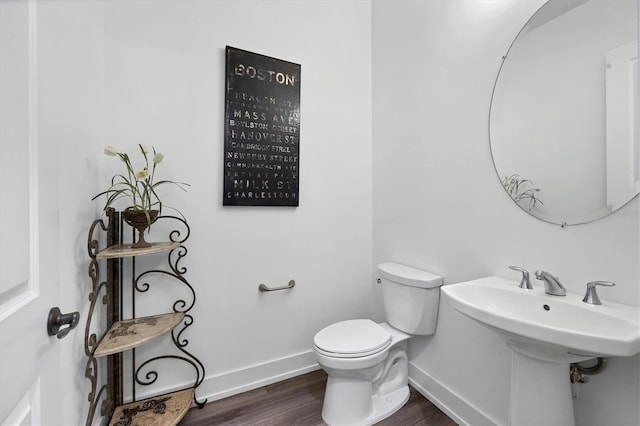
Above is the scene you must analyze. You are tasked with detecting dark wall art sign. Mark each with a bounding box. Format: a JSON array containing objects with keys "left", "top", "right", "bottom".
[{"left": 224, "top": 46, "right": 301, "bottom": 206}]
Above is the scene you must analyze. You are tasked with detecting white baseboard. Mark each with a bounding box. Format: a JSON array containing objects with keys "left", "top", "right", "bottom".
[
  {"left": 408, "top": 362, "right": 498, "bottom": 426},
  {"left": 194, "top": 350, "right": 320, "bottom": 403}
]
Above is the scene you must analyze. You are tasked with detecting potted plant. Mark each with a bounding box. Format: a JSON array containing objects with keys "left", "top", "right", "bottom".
[{"left": 93, "top": 144, "right": 189, "bottom": 248}]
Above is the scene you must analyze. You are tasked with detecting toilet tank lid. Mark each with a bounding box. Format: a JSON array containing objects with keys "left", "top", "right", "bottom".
[{"left": 378, "top": 262, "right": 443, "bottom": 288}]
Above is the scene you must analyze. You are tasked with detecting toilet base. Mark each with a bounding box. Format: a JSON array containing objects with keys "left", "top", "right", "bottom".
[
  {"left": 367, "top": 385, "right": 410, "bottom": 425},
  {"left": 321, "top": 380, "right": 410, "bottom": 426}
]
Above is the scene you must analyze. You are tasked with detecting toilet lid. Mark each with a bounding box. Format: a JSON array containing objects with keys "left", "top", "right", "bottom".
[{"left": 314, "top": 319, "right": 392, "bottom": 357}]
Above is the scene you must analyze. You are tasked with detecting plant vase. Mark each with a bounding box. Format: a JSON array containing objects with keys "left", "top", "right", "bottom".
[{"left": 122, "top": 208, "right": 159, "bottom": 248}]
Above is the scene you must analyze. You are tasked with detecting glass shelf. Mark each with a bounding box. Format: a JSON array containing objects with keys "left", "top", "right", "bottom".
[{"left": 94, "top": 312, "right": 185, "bottom": 358}]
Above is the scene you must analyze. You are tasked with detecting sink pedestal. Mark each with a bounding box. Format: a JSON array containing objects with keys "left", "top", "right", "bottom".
[{"left": 508, "top": 347, "right": 578, "bottom": 426}]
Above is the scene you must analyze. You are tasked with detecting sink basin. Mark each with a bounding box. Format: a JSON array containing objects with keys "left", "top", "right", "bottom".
[
  {"left": 442, "top": 276, "right": 640, "bottom": 361},
  {"left": 442, "top": 276, "right": 640, "bottom": 426}
]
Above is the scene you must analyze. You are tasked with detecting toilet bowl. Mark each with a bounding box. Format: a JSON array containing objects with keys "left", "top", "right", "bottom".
[
  {"left": 314, "top": 320, "right": 411, "bottom": 426},
  {"left": 313, "top": 262, "right": 443, "bottom": 426}
]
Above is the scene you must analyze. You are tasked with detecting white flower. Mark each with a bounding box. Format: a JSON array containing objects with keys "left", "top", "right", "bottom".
[{"left": 93, "top": 145, "right": 189, "bottom": 216}]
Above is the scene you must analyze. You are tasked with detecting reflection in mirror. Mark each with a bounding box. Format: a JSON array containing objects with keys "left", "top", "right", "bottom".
[{"left": 490, "top": 0, "right": 638, "bottom": 226}]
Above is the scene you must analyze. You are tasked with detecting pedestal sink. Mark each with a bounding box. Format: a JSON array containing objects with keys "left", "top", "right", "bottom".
[{"left": 442, "top": 276, "right": 640, "bottom": 426}]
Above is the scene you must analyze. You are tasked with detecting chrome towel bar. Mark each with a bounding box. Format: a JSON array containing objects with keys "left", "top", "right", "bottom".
[{"left": 259, "top": 280, "right": 295, "bottom": 292}]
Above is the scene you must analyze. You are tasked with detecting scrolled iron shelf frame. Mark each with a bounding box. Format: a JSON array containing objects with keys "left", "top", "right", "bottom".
[{"left": 84, "top": 208, "right": 206, "bottom": 426}]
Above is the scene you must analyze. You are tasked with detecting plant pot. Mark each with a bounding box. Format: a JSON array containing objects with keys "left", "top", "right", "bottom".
[{"left": 122, "top": 208, "right": 159, "bottom": 248}]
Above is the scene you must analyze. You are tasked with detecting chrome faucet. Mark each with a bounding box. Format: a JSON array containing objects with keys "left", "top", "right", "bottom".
[
  {"left": 582, "top": 281, "right": 615, "bottom": 305},
  {"left": 509, "top": 266, "right": 533, "bottom": 290},
  {"left": 534, "top": 270, "right": 566, "bottom": 296}
]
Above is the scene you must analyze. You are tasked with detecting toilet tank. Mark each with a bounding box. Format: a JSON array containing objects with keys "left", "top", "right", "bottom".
[{"left": 378, "top": 262, "right": 443, "bottom": 335}]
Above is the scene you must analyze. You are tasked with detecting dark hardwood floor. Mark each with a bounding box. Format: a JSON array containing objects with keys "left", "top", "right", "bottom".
[{"left": 180, "top": 369, "right": 457, "bottom": 425}]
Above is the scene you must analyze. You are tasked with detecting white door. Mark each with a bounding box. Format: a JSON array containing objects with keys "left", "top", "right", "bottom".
[{"left": 0, "top": 1, "right": 64, "bottom": 423}]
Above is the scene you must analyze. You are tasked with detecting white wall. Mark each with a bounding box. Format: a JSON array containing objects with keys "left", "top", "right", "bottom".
[
  {"left": 101, "top": 0, "right": 373, "bottom": 402},
  {"left": 39, "top": 1, "right": 373, "bottom": 424},
  {"left": 372, "top": 0, "right": 639, "bottom": 425}
]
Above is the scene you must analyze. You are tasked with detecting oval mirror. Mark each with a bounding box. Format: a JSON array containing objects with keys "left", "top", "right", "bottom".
[{"left": 490, "top": 0, "right": 638, "bottom": 226}]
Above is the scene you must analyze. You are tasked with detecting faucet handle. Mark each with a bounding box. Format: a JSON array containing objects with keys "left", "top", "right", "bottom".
[
  {"left": 509, "top": 266, "right": 533, "bottom": 289},
  {"left": 582, "top": 281, "right": 615, "bottom": 305}
]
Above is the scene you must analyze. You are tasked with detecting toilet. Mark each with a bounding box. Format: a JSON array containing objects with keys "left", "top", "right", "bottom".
[{"left": 313, "top": 262, "right": 443, "bottom": 426}]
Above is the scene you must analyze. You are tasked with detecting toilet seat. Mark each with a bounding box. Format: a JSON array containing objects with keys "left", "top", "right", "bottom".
[{"left": 313, "top": 319, "right": 392, "bottom": 358}]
